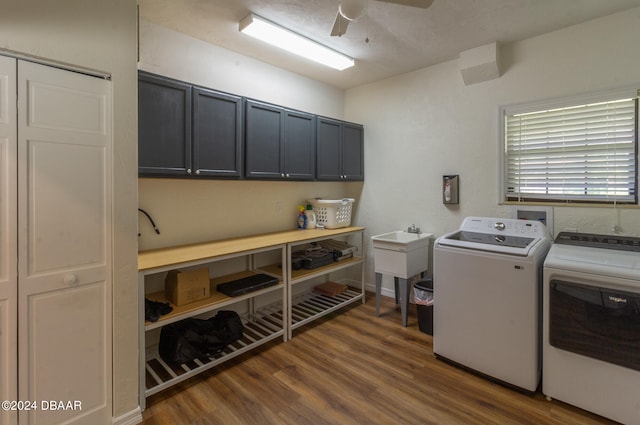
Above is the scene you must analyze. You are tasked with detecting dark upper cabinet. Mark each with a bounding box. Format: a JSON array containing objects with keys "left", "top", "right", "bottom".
[
  {"left": 245, "top": 100, "right": 282, "bottom": 179},
  {"left": 193, "top": 87, "right": 243, "bottom": 177},
  {"left": 317, "top": 117, "right": 364, "bottom": 181},
  {"left": 245, "top": 100, "right": 315, "bottom": 180},
  {"left": 316, "top": 118, "right": 341, "bottom": 179},
  {"left": 138, "top": 72, "right": 243, "bottom": 178},
  {"left": 283, "top": 110, "right": 315, "bottom": 180},
  {"left": 342, "top": 122, "right": 365, "bottom": 180},
  {"left": 139, "top": 72, "right": 361, "bottom": 181},
  {"left": 138, "top": 72, "right": 192, "bottom": 176}
]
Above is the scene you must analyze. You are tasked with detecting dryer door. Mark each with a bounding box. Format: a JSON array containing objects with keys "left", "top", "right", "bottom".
[{"left": 550, "top": 280, "right": 640, "bottom": 371}]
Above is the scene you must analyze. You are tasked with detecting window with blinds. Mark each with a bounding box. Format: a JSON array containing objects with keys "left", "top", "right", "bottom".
[{"left": 503, "top": 91, "right": 638, "bottom": 203}]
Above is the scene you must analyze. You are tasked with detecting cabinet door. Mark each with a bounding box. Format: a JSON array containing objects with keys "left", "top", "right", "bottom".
[
  {"left": 193, "top": 87, "right": 243, "bottom": 177},
  {"left": 316, "top": 117, "right": 343, "bottom": 180},
  {"left": 18, "top": 60, "right": 112, "bottom": 425},
  {"left": 139, "top": 72, "right": 192, "bottom": 176},
  {"left": 283, "top": 110, "right": 315, "bottom": 180},
  {"left": 342, "top": 123, "right": 364, "bottom": 181},
  {"left": 245, "top": 100, "right": 283, "bottom": 179},
  {"left": 0, "top": 55, "right": 17, "bottom": 425}
]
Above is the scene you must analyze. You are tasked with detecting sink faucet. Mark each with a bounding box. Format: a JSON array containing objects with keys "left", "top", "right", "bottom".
[{"left": 408, "top": 224, "right": 421, "bottom": 234}]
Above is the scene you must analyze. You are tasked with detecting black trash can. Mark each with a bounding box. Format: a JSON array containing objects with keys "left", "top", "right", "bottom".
[{"left": 414, "top": 278, "right": 433, "bottom": 335}]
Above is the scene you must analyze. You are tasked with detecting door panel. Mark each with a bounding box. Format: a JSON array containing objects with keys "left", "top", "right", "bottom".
[
  {"left": 245, "top": 100, "right": 282, "bottom": 179},
  {"left": 138, "top": 72, "right": 191, "bottom": 175},
  {"left": 25, "top": 82, "right": 106, "bottom": 135},
  {"left": 0, "top": 54, "right": 17, "bottom": 425},
  {"left": 342, "top": 123, "right": 364, "bottom": 180},
  {"left": 193, "top": 87, "right": 242, "bottom": 177},
  {"left": 25, "top": 141, "right": 105, "bottom": 275},
  {"left": 27, "top": 283, "right": 108, "bottom": 425},
  {"left": 283, "top": 110, "right": 314, "bottom": 180},
  {"left": 17, "top": 60, "right": 112, "bottom": 425},
  {"left": 316, "top": 118, "right": 341, "bottom": 180}
]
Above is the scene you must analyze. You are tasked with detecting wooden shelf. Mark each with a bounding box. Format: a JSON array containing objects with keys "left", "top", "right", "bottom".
[
  {"left": 290, "top": 287, "right": 363, "bottom": 331},
  {"left": 144, "top": 270, "right": 283, "bottom": 330},
  {"left": 290, "top": 256, "right": 363, "bottom": 283},
  {"left": 139, "top": 226, "right": 365, "bottom": 272},
  {"left": 140, "top": 226, "right": 365, "bottom": 406},
  {"left": 145, "top": 305, "right": 284, "bottom": 397},
  {"left": 260, "top": 256, "right": 363, "bottom": 284}
]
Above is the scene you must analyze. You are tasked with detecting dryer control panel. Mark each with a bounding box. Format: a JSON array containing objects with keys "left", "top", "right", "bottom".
[{"left": 555, "top": 232, "right": 640, "bottom": 252}]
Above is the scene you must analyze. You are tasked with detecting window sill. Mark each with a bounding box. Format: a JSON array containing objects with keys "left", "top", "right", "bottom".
[{"left": 501, "top": 200, "right": 640, "bottom": 209}]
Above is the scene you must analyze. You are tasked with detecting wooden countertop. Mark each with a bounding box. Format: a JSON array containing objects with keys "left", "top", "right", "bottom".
[{"left": 138, "top": 226, "right": 365, "bottom": 272}]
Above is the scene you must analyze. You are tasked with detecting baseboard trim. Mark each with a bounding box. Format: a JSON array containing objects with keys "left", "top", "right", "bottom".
[
  {"left": 364, "top": 282, "right": 395, "bottom": 298},
  {"left": 112, "top": 407, "right": 143, "bottom": 425}
]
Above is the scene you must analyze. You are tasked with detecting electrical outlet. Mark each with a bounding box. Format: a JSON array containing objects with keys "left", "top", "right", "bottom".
[{"left": 274, "top": 201, "right": 282, "bottom": 213}]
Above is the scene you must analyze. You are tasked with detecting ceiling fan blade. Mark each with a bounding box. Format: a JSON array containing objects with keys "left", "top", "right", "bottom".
[
  {"left": 376, "top": 0, "right": 434, "bottom": 8},
  {"left": 330, "top": 11, "right": 351, "bottom": 36}
]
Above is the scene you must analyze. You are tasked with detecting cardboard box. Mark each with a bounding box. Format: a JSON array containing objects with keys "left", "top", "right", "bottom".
[{"left": 165, "top": 267, "right": 210, "bottom": 305}]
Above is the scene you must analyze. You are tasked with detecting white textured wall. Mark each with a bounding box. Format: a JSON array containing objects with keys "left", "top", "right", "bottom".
[
  {"left": 138, "top": 21, "right": 361, "bottom": 251},
  {"left": 0, "top": 0, "right": 139, "bottom": 421},
  {"left": 138, "top": 179, "right": 362, "bottom": 249},
  {"left": 346, "top": 7, "right": 640, "bottom": 292},
  {"left": 140, "top": 9, "right": 640, "bottom": 293},
  {"left": 139, "top": 19, "right": 345, "bottom": 118}
]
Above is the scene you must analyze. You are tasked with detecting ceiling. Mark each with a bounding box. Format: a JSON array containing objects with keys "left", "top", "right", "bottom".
[{"left": 138, "top": 0, "right": 640, "bottom": 89}]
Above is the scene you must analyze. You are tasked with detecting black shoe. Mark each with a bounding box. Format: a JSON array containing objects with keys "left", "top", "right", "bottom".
[{"left": 145, "top": 298, "right": 173, "bottom": 322}]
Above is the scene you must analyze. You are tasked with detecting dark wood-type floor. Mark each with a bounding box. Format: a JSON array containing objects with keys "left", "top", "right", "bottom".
[{"left": 141, "top": 292, "right": 614, "bottom": 425}]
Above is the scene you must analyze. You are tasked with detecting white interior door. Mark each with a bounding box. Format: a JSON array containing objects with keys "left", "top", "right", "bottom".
[
  {"left": 17, "top": 60, "right": 112, "bottom": 425},
  {"left": 0, "top": 55, "right": 18, "bottom": 425}
]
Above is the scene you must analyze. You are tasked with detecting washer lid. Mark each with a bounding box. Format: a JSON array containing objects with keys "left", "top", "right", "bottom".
[
  {"left": 446, "top": 230, "right": 534, "bottom": 248},
  {"left": 436, "top": 216, "right": 548, "bottom": 256},
  {"left": 437, "top": 233, "right": 537, "bottom": 256}
]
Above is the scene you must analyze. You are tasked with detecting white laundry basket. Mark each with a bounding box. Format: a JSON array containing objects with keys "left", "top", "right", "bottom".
[{"left": 309, "top": 198, "right": 355, "bottom": 229}]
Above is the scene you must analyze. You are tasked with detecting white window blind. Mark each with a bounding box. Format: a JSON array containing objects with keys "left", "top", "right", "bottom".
[{"left": 504, "top": 95, "right": 638, "bottom": 203}]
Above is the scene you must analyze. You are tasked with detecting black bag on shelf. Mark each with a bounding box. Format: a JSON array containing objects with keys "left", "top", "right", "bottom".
[
  {"left": 159, "top": 310, "right": 244, "bottom": 364},
  {"left": 291, "top": 244, "right": 334, "bottom": 270}
]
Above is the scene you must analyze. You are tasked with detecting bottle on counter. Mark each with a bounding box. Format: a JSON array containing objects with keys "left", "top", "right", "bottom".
[
  {"left": 297, "top": 205, "right": 307, "bottom": 229},
  {"left": 305, "top": 204, "right": 316, "bottom": 229}
]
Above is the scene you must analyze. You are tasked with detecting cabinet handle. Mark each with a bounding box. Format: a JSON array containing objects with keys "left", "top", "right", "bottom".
[
  {"left": 286, "top": 173, "right": 290, "bottom": 178},
  {"left": 281, "top": 173, "right": 285, "bottom": 178},
  {"left": 64, "top": 274, "right": 78, "bottom": 285},
  {"left": 195, "top": 169, "right": 200, "bottom": 175},
  {"left": 187, "top": 168, "right": 192, "bottom": 175}
]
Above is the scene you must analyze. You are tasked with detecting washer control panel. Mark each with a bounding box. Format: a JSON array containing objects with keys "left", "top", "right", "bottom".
[{"left": 462, "top": 217, "right": 546, "bottom": 238}]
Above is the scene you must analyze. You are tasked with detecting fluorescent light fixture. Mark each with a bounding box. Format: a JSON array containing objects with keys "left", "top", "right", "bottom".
[{"left": 239, "top": 13, "right": 354, "bottom": 71}]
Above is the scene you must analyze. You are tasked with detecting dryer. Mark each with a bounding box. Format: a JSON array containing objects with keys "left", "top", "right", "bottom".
[
  {"left": 543, "top": 232, "right": 640, "bottom": 425},
  {"left": 434, "top": 217, "right": 551, "bottom": 392}
]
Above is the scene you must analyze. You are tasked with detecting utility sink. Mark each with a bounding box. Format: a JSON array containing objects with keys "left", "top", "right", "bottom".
[{"left": 372, "top": 231, "right": 433, "bottom": 279}]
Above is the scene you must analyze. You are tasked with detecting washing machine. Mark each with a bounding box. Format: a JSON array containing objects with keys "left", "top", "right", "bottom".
[
  {"left": 543, "top": 232, "right": 640, "bottom": 425},
  {"left": 434, "top": 217, "right": 551, "bottom": 392}
]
